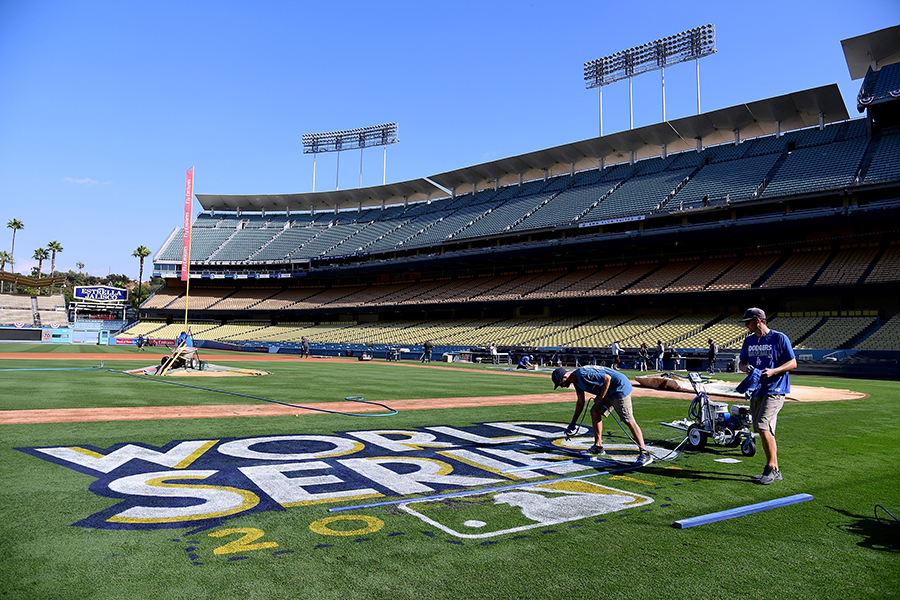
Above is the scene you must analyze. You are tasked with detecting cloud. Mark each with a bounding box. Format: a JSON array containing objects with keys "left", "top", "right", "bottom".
[{"left": 63, "top": 177, "right": 111, "bottom": 185}]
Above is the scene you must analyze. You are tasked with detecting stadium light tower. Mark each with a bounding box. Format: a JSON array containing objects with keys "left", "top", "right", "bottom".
[
  {"left": 584, "top": 24, "right": 716, "bottom": 136},
  {"left": 302, "top": 123, "right": 399, "bottom": 191}
]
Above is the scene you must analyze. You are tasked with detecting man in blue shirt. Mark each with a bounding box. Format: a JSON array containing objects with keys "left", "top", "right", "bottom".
[
  {"left": 517, "top": 355, "right": 534, "bottom": 370},
  {"left": 738, "top": 308, "right": 797, "bottom": 485},
  {"left": 552, "top": 365, "right": 653, "bottom": 467}
]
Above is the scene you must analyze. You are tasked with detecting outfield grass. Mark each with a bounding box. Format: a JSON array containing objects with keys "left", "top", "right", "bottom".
[{"left": 0, "top": 349, "right": 897, "bottom": 600}]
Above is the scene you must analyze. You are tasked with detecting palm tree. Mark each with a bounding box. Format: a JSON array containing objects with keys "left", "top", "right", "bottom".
[
  {"left": 7, "top": 219, "right": 23, "bottom": 291},
  {"left": 33, "top": 247, "right": 49, "bottom": 279},
  {"left": 0, "top": 250, "right": 10, "bottom": 293},
  {"left": 47, "top": 240, "right": 63, "bottom": 276},
  {"left": 132, "top": 245, "right": 151, "bottom": 305},
  {"left": 76, "top": 261, "right": 85, "bottom": 274},
  {"left": 47, "top": 240, "right": 63, "bottom": 294}
]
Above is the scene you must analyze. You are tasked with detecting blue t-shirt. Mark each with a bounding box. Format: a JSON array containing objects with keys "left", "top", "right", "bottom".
[
  {"left": 739, "top": 329, "right": 795, "bottom": 395},
  {"left": 518, "top": 356, "right": 531, "bottom": 368},
  {"left": 571, "top": 365, "right": 632, "bottom": 399}
]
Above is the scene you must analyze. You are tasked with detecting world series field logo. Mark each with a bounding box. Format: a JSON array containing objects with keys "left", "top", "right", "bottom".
[{"left": 16, "top": 421, "right": 659, "bottom": 537}]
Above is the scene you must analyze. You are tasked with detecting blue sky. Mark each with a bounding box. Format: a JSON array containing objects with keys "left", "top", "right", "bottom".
[{"left": 1, "top": 0, "right": 897, "bottom": 279}]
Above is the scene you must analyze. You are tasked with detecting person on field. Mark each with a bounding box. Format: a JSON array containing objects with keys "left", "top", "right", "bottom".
[
  {"left": 421, "top": 340, "right": 434, "bottom": 363},
  {"left": 707, "top": 338, "right": 718, "bottom": 374},
  {"left": 174, "top": 331, "right": 196, "bottom": 359},
  {"left": 611, "top": 340, "right": 621, "bottom": 370},
  {"left": 638, "top": 342, "right": 650, "bottom": 371},
  {"left": 551, "top": 365, "right": 653, "bottom": 467},
  {"left": 737, "top": 308, "right": 797, "bottom": 485}
]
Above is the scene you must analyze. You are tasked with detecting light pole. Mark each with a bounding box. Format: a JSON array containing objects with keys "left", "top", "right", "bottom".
[
  {"left": 303, "top": 123, "right": 399, "bottom": 192},
  {"left": 585, "top": 25, "right": 716, "bottom": 135}
]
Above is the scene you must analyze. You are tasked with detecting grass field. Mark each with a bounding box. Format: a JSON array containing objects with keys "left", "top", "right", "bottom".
[{"left": 0, "top": 344, "right": 898, "bottom": 600}]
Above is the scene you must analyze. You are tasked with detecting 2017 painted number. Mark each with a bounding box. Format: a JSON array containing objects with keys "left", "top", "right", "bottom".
[{"left": 209, "top": 528, "right": 278, "bottom": 555}]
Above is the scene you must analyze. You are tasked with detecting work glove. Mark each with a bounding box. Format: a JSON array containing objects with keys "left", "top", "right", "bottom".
[{"left": 565, "top": 422, "right": 578, "bottom": 440}]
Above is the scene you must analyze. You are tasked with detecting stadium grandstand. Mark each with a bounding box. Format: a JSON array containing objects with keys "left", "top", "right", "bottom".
[{"left": 84, "top": 26, "right": 900, "bottom": 377}]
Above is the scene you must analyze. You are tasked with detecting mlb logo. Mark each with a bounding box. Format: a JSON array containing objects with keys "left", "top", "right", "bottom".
[{"left": 399, "top": 479, "right": 653, "bottom": 539}]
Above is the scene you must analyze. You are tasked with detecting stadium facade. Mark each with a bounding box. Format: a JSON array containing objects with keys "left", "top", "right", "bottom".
[{"left": 130, "top": 27, "right": 900, "bottom": 372}]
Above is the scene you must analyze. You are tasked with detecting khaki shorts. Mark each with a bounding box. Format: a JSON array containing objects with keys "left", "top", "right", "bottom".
[
  {"left": 750, "top": 394, "right": 785, "bottom": 435},
  {"left": 591, "top": 394, "right": 635, "bottom": 423}
]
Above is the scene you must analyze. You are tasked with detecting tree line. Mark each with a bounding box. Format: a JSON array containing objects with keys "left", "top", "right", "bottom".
[{"left": 4, "top": 218, "right": 158, "bottom": 308}]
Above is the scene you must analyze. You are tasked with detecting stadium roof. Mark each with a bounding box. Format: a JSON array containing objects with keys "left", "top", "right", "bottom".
[
  {"left": 842, "top": 25, "right": 900, "bottom": 80},
  {"left": 196, "top": 84, "right": 848, "bottom": 214}
]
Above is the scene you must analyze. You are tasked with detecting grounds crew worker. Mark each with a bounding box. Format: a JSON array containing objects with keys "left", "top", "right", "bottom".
[
  {"left": 552, "top": 365, "right": 653, "bottom": 467},
  {"left": 737, "top": 308, "right": 797, "bottom": 485}
]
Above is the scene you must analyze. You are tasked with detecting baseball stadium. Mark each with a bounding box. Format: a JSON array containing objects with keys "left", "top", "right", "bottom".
[{"left": 2, "top": 24, "right": 899, "bottom": 600}]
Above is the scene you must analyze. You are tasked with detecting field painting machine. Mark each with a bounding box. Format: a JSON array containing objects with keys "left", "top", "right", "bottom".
[{"left": 661, "top": 372, "right": 757, "bottom": 457}]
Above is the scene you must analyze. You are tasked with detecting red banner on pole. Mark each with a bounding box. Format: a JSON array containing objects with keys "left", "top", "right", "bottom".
[{"left": 181, "top": 167, "right": 194, "bottom": 281}]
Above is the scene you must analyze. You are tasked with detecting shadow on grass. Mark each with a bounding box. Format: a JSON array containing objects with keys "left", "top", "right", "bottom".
[
  {"left": 634, "top": 442, "right": 759, "bottom": 482},
  {"left": 639, "top": 465, "right": 751, "bottom": 482},
  {"left": 826, "top": 505, "right": 900, "bottom": 553}
]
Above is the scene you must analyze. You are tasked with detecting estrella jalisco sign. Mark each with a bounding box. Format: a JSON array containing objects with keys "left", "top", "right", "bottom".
[
  {"left": 74, "top": 286, "right": 128, "bottom": 302},
  {"left": 16, "top": 421, "right": 656, "bottom": 534}
]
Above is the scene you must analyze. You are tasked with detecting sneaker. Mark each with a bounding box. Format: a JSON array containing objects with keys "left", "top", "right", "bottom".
[
  {"left": 633, "top": 450, "right": 654, "bottom": 467},
  {"left": 750, "top": 465, "right": 773, "bottom": 481},
  {"left": 589, "top": 445, "right": 608, "bottom": 457},
  {"left": 755, "top": 466, "right": 783, "bottom": 485}
]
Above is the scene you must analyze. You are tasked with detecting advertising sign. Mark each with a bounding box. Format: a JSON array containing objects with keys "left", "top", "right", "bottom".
[
  {"left": 181, "top": 167, "right": 194, "bottom": 282},
  {"left": 74, "top": 286, "right": 128, "bottom": 302}
]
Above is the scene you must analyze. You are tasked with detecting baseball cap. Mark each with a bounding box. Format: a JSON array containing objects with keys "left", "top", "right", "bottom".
[
  {"left": 740, "top": 308, "right": 766, "bottom": 322},
  {"left": 551, "top": 367, "right": 568, "bottom": 389}
]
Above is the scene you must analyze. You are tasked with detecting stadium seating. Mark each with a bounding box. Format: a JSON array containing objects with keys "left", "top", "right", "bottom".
[
  {"left": 794, "top": 316, "right": 877, "bottom": 350},
  {"left": 761, "top": 250, "right": 830, "bottom": 288},
  {"left": 0, "top": 309, "right": 34, "bottom": 326},
  {"left": 581, "top": 169, "right": 693, "bottom": 221},
  {"left": 208, "top": 288, "right": 280, "bottom": 311},
  {"left": 622, "top": 261, "right": 699, "bottom": 295},
  {"left": 705, "top": 254, "right": 780, "bottom": 290},
  {"left": 166, "top": 287, "right": 234, "bottom": 311},
  {"left": 115, "top": 308, "right": 898, "bottom": 354},
  {"left": 766, "top": 315, "right": 824, "bottom": 346},
  {"left": 675, "top": 153, "right": 779, "bottom": 204},
  {"left": 863, "top": 134, "right": 900, "bottom": 184},
  {"left": 855, "top": 313, "right": 900, "bottom": 350},
  {"left": 35, "top": 296, "right": 65, "bottom": 310},
  {"left": 761, "top": 138, "right": 869, "bottom": 198},
  {"left": 320, "top": 282, "right": 418, "bottom": 309},
  {"left": 679, "top": 317, "right": 748, "bottom": 350},
  {"left": 142, "top": 288, "right": 183, "bottom": 309},
  {"left": 587, "top": 264, "right": 660, "bottom": 296},
  {"left": 120, "top": 320, "right": 167, "bottom": 336},
  {"left": 130, "top": 113, "right": 900, "bottom": 358},
  {"left": 154, "top": 120, "right": 897, "bottom": 268},
  {"left": 252, "top": 288, "right": 326, "bottom": 311},
  {"left": 212, "top": 229, "right": 279, "bottom": 261},
  {"left": 38, "top": 311, "right": 67, "bottom": 326},
  {"left": 521, "top": 268, "right": 599, "bottom": 299},
  {"left": 0, "top": 295, "right": 34, "bottom": 310},
  {"left": 865, "top": 244, "right": 900, "bottom": 283},
  {"left": 814, "top": 247, "right": 879, "bottom": 286},
  {"left": 513, "top": 185, "right": 605, "bottom": 230},
  {"left": 193, "top": 213, "right": 220, "bottom": 228},
  {"left": 635, "top": 313, "right": 719, "bottom": 348},
  {"left": 253, "top": 228, "right": 320, "bottom": 261},
  {"left": 662, "top": 258, "right": 738, "bottom": 292}
]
